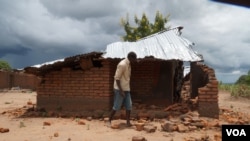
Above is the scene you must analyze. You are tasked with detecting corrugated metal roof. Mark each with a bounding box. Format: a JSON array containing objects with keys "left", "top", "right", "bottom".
[{"left": 102, "top": 27, "right": 203, "bottom": 62}]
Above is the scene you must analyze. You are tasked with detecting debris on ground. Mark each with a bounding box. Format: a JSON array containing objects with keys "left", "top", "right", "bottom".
[
  {"left": 132, "top": 136, "right": 147, "bottom": 141},
  {"left": 1, "top": 91, "right": 250, "bottom": 141},
  {"left": 0, "top": 128, "right": 9, "bottom": 133}
]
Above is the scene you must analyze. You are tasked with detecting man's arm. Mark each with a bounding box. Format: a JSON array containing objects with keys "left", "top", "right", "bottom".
[
  {"left": 114, "top": 64, "right": 125, "bottom": 97},
  {"left": 116, "top": 80, "right": 125, "bottom": 97}
]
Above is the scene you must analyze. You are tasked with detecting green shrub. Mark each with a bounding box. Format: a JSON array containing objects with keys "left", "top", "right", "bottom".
[
  {"left": 0, "top": 60, "right": 12, "bottom": 70},
  {"left": 219, "top": 83, "right": 234, "bottom": 92},
  {"left": 219, "top": 83, "right": 250, "bottom": 98},
  {"left": 231, "top": 84, "right": 250, "bottom": 98},
  {"left": 235, "top": 70, "right": 250, "bottom": 85}
]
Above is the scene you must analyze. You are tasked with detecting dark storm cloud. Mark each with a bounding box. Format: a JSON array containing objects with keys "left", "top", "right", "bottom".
[
  {"left": 0, "top": 45, "right": 31, "bottom": 58},
  {"left": 40, "top": 0, "right": 123, "bottom": 20},
  {"left": 0, "top": 0, "right": 122, "bottom": 68}
]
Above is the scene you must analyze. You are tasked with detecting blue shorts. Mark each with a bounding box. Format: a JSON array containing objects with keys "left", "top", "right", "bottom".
[{"left": 112, "top": 89, "right": 132, "bottom": 111}]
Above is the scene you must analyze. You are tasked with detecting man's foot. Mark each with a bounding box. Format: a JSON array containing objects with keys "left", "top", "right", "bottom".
[{"left": 126, "top": 122, "right": 132, "bottom": 127}]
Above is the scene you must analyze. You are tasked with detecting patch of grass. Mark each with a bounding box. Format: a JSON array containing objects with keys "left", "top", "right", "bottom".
[
  {"left": 231, "top": 84, "right": 250, "bottom": 98},
  {"left": 219, "top": 83, "right": 234, "bottom": 92},
  {"left": 4, "top": 101, "right": 11, "bottom": 104},
  {"left": 219, "top": 83, "right": 250, "bottom": 98},
  {"left": 19, "top": 122, "right": 26, "bottom": 128}
]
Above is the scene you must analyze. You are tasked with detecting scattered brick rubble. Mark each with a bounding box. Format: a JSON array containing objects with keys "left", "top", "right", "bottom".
[
  {"left": 1, "top": 97, "right": 249, "bottom": 141},
  {"left": 132, "top": 136, "right": 147, "bottom": 141},
  {"left": 43, "top": 121, "right": 51, "bottom": 126},
  {"left": 0, "top": 128, "right": 9, "bottom": 133}
]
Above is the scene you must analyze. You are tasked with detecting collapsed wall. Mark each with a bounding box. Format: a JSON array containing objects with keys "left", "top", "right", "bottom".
[
  {"left": 197, "top": 65, "right": 219, "bottom": 118},
  {"left": 190, "top": 62, "right": 219, "bottom": 118}
]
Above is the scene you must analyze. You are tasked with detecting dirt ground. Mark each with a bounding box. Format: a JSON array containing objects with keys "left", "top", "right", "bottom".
[{"left": 0, "top": 90, "right": 249, "bottom": 141}]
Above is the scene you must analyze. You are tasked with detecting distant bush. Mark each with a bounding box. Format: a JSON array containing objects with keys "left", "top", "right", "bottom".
[
  {"left": 231, "top": 84, "right": 250, "bottom": 98},
  {"left": 0, "top": 60, "right": 12, "bottom": 70},
  {"left": 219, "top": 83, "right": 250, "bottom": 99},
  {"left": 235, "top": 70, "right": 250, "bottom": 85},
  {"left": 219, "top": 70, "right": 250, "bottom": 98},
  {"left": 219, "top": 83, "right": 235, "bottom": 92}
]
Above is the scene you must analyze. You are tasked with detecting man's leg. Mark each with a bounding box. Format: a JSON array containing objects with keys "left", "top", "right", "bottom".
[
  {"left": 126, "top": 110, "right": 132, "bottom": 126},
  {"left": 108, "top": 90, "right": 123, "bottom": 125},
  {"left": 124, "top": 91, "right": 132, "bottom": 126},
  {"left": 109, "top": 109, "right": 116, "bottom": 123}
]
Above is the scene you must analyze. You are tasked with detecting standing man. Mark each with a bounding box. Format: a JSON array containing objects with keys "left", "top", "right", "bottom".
[{"left": 108, "top": 51, "right": 137, "bottom": 127}]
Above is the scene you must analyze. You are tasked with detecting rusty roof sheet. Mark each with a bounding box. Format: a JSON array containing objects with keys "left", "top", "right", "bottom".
[{"left": 102, "top": 27, "right": 203, "bottom": 62}]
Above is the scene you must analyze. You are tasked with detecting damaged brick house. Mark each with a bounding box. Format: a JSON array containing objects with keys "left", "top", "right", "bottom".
[{"left": 24, "top": 27, "right": 219, "bottom": 118}]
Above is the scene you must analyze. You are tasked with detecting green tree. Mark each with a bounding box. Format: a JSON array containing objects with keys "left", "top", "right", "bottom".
[
  {"left": 236, "top": 70, "right": 250, "bottom": 85},
  {"left": 120, "top": 11, "right": 170, "bottom": 41},
  {"left": 0, "top": 60, "right": 12, "bottom": 70}
]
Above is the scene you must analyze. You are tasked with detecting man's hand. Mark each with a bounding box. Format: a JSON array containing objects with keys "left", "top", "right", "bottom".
[
  {"left": 116, "top": 80, "right": 125, "bottom": 97},
  {"left": 120, "top": 90, "right": 125, "bottom": 97}
]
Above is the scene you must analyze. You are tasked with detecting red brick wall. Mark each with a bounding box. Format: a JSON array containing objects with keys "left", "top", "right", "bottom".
[
  {"left": 13, "top": 73, "right": 40, "bottom": 90},
  {"left": 37, "top": 59, "right": 175, "bottom": 114},
  {"left": 191, "top": 62, "right": 219, "bottom": 118},
  {"left": 37, "top": 59, "right": 115, "bottom": 112},
  {"left": 131, "top": 60, "right": 174, "bottom": 106},
  {"left": 107, "top": 59, "right": 161, "bottom": 99},
  {"left": 0, "top": 71, "right": 39, "bottom": 90},
  {"left": 0, "top": 71, "right": 10, "bottom": 89}
]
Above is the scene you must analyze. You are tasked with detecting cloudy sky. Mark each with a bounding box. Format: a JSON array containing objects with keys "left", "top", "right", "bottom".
[{"left": 0, "top": 0, "right": 249, "bottom": 83}]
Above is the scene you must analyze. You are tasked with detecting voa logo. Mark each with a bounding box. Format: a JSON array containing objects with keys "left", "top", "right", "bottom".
[{"left": 226, "top": 129, "right": 246, "bottom": 136}]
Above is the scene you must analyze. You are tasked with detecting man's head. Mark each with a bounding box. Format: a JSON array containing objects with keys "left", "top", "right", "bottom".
[{"left": 127, "top": 51, "right": 137, "bottom": 62}]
